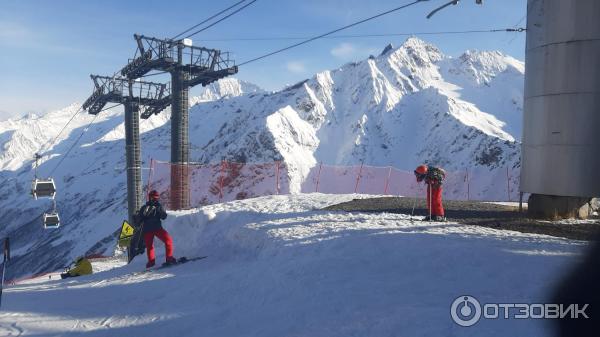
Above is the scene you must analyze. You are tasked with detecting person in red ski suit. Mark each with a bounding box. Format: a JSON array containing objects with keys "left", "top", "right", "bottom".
[
  {"left": 414, "top": 164, "right": 446, "bottom": 221},
  {"left": 138, "top": 190, "right": 177, "bottom": 268}
]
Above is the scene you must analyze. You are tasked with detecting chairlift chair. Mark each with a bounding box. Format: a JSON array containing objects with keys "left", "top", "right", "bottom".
[
  {"left": 32, "top": 178, "right": 57, "bottom": 200},
  {"left": 43, "top": 212, "right": 60, "bottom": 229}
]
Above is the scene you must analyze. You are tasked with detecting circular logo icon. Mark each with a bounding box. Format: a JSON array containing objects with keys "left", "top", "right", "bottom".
[{"left": 451, "top": 295, "right": 482, "bottom": 327}]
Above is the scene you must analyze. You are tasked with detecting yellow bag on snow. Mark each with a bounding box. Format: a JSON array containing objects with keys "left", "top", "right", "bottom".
[{"left": 68, "top": 257, "right": 93, "bottom": 276}]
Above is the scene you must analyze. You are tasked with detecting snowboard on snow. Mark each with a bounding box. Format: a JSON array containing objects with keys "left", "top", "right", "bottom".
[{"left": 145, "top": 256, "right": 208, "bottom": 272}]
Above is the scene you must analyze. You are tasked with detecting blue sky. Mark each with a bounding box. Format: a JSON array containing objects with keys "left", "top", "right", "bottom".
[{"left": 0, "top": 0, "right": 526, "bottom": 118}]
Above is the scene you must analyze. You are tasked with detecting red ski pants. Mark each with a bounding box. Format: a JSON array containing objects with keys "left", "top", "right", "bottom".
[
  {"left": 144, "top": 228, "right": 174, "bottom": 262},
  {"left": 426, "top": 184, "right": 444, "bottom": 216}
]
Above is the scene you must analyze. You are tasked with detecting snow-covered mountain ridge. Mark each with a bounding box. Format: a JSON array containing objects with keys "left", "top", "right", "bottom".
[
  {"left": 189, "top": 38, "right": 523, "bottom": 191},
  {"left": 0, "top": 38, "right": 524, "bottom": 278}
]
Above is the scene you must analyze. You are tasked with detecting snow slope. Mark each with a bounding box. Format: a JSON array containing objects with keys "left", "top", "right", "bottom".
[
  {"left": 0, "top": 38, "right": 525, "bottom": 279},
  {"left": 0, "top": 194, "right": 585, "bottom": 336}
]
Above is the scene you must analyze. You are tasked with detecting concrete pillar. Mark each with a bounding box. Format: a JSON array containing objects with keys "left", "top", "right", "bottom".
[
  {"left": 528, "top": 194, "right": 593, "bottom": 220},
  {"left": 521, "top": 0, "right": 600, "bottom": 218}
]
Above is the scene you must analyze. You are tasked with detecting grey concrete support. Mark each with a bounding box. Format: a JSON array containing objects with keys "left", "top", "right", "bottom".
[
  {"left": 528, "top": 194, "right": 593, "bottom": 220},
  {"left": 522, "top": 0, "right": 600, "bottom": 218}
]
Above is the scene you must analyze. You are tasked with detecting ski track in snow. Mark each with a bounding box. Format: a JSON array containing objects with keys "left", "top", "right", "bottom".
[{"left": 0, "top": 194, "right": 587, "bottom": 337}]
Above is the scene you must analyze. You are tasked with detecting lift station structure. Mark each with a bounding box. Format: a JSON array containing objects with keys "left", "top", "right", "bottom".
[
  {"left": 82, "top": 75, "right": 171, "bottom": 224},
  {"left": 120, "top": 35, "right": 238, "bottom": 210},
  {"left": 522, "top": 0, "right": 600, "bottom": 218}
]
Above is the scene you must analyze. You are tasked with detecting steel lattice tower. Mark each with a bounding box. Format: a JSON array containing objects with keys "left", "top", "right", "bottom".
[{"left": 120, "top": 35, "right": 238, "bottom": 210}]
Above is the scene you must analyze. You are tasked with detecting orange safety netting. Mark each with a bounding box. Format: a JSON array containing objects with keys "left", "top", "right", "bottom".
[{"left": 147, "top": 160, "right": 522, "bottom": 210}]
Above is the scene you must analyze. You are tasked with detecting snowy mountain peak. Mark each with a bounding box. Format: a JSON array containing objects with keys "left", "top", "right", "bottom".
[
  {"left": 453, "top": 50, "right": 525, "bottom": 84},
  {"left": 379, "top": 43, "right": 395, "bottom": 56},
  {"left": 390, "top": 37, "right": 444, "bottom": 63},
  {"left": 191, "top": 78, "right": 263, "bottom": 105}
]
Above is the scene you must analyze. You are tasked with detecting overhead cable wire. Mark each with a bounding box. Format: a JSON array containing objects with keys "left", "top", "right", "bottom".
[
  {"left": 136, "top": 29, "right": 527, "bottom": 81},
  {"left": 185, "top": 0, "right": 258, "bottom": 39},
  {"left": 132, "top": 2, "right": 258, "bottom": 80},
  {"left": 48, "top": 104, "right": 120, "bottom": 177},
  {"left": 172, "top": 0, "right": 248, "bottom": 40},
  {"left": 238, "top": 0, "right": 430, "bottom": 67},
  {"left": 203, "top": 27, "right": 525, "bottom": 42},
  {"left": 37, "top": 69, "right": 125, "bottom": 157},
  {"left": 38, "top": 106, "right": 84, "bottom": 156}
]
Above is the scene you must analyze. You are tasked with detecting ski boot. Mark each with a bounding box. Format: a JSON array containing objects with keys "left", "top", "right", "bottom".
[
  {"left": 164, "top": 256, "right": 178, "bottom": 266},
  {"left": 423, "top": 215, "right": 447, "bottom": 222}
]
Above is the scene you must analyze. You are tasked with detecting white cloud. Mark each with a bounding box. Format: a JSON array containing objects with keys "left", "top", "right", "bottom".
[
  {"left": 286, "top": 61, "right": 307, "bottom": 74},
  {"left": 330, "top": 42, "right": 357, "bottom": 59}
]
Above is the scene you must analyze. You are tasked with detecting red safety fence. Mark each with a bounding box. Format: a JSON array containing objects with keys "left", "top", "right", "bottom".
[
  {"left": 148, "top": 160, "right": 288, "bottom": 209},
  {"left": 148, "top": 160, "right": 522, "bottom": 210}
]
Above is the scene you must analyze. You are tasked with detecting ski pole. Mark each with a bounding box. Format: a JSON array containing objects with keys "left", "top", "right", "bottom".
[
  {"left": 0, "top": 259, "right": 5, "bottom": 308},
  {"left": 0, "top": 239, "right": 7, "bottom": 308},
  {"left": 410, "top": 188, "right": 418, "bottom": 224},
  {"left": 428, "top": 183, "right": 433, "bottom": 222},
  {"left": 410, "top": 185, "right": 418, "bottom": 216}
]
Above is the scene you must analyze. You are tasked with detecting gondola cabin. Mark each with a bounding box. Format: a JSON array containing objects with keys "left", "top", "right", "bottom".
[
  {"left": 43, "top": 212, "right": 60, "bottom": 229},
  {"left": 32, "top": 178, "right": 56, "bottom": 200}
]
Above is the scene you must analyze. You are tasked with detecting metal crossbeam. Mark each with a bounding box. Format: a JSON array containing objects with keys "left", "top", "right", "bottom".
[
  {"left": 83, "top": 75, "right": 171, "bottom": 115},
  {"left": 120, "top": 34, "right": 238, "bottom": 86}
]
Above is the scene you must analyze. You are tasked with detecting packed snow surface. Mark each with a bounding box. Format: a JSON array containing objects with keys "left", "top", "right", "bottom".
[{"left": 0, "top": 194, "right": 585, "bottom": 336}]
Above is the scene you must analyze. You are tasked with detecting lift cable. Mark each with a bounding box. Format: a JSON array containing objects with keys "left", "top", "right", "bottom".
[
  {"left": 137, "top": 27, "right": 525, "bottom": 79},
  {"left": 36, "top": 68, "right": 127, "bottom": 158},
  {"left": 172, "top": 0, "right": 248, "bottom": 40},
  {"left": 38, "top": 106, "right": 84, "bottom": 157},
  {"left": 203, "top": 27, "right": 525, "bottom": 42},
  {"left": 184, "top": 0, "right": 258, "bottom": 39},
  {"left": 238, "top": 0, "right": 431, "bottom": 67},
  {"left": 47, "top": 104, "right": 120, "bottom": 177}
]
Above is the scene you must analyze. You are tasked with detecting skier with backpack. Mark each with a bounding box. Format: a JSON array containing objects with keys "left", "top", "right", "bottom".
[
  {"left": 414, "top": 164, "right": 446, "bottom": 221},
  {"left": 137, "top": 190, "right": 177, "bottom": 268}
]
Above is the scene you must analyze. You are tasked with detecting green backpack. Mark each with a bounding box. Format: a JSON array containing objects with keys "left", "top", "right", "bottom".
[{"left": 426, "top": 166, "right": 446, "bottom": 187}]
